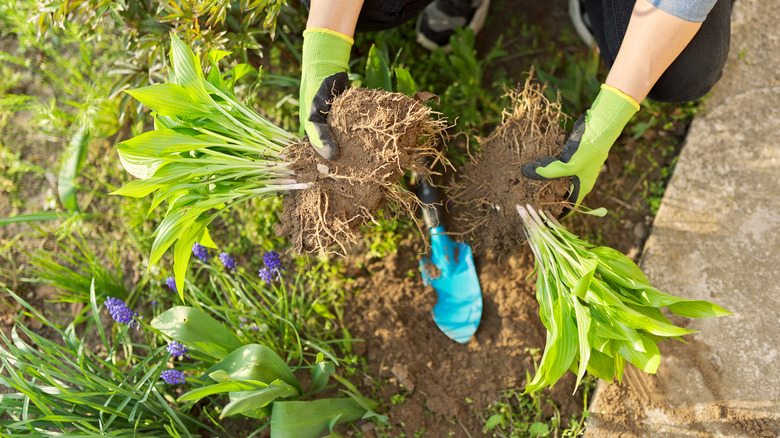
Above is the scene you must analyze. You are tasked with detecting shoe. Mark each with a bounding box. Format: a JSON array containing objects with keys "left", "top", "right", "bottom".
[
  {"left": 415, "top": 0, "right": 491, "bottom": 52},
  {"left": 569, "top": 0, "right": 594, "bottom": 46}
]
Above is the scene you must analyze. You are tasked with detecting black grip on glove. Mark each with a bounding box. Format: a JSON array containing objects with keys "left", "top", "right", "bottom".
[
  {"left": 521, "top": 115, "right": 587, "bottom": 218},
  {"left": 308, "top": 72, "right": 349, "bottom": 160}
]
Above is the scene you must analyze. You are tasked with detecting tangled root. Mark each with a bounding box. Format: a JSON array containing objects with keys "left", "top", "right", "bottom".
[
  {"left": 448, "top": 71, "right": 571, "bottom": 258},
  {"left": 276, "top": 88, "right": 448, "bottom": 256}
]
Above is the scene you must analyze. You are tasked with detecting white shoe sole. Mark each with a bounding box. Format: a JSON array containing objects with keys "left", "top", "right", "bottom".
[{"left": 569, "top": 0, "right": 595, "bottom": 46}]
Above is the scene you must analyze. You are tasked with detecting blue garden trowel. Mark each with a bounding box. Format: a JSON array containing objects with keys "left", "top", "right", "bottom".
[{"left": 417, "top": 175, "right": 483, "bottom": 343}]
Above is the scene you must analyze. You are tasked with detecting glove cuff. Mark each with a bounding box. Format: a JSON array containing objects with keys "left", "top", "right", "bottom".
[
  {"left": 584, "top": 84, "right": 640, "bottom": 155},
  {"left": 302, "top": 28, "right": 353, "bottom": 74},
  {"left": 300, "top": 29, "right": 353, "bottom": 135},
  {"left": 303, "top": 27, "right": 354, "bottom": 45}
]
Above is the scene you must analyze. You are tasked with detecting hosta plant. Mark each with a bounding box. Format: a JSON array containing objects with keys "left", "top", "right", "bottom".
[
  {"left": 114, "top": 34, "right": 445, "bottom": 293},
  {"left": 516, "top": 204, "right": 731, "bottom": 393},
  {"left": 112, "top": 33, "right": 304, "bottom": 297}
]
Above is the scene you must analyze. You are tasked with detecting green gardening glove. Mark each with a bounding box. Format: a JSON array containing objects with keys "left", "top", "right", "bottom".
[
  {"left": 300, "top": 28, "right": 353, "bottom": 160},
  {"left": 522, "top": 84, "right": 639, "bottom": 216}
]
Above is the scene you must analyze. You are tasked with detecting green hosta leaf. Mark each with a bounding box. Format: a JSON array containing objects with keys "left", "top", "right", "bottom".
[
  {"left": 270, "top": 398, "right": 369, "bottom": 438},
  {"left": 586, "top": 348, "right": 615, "bottom": 381},
  {"left": 58, "top": 124, "right": 89, "bottom": 212},
  {"left": 148, "top": 192, "right": 229, "bottom": 270},
  {"left": 612, "top": 304, "right": 696, "bottom": 338},
  {"left": 622, "top": 286, "right": 732, "bottom": 318},
  {"left": 204, "top": 344, "right": 301, "bottom": 393},
  {"left": 221, "top": 380, "right": 298, "bottom": 419},
  {"left": 117, "top": 150, "right": 162, "bottom": 179},
  {"left": 614, "top": 352, "right": 626, "bottom": 383},
  {"left": 614, "top": 336, "right": 661, "bottom": 374},
  {"left": 169, "top": 33, "right": 204, "bottom": 88},
  {"left": 150, "top": 306, "right": 242, "bottom": 360},
  {"left": 394, "top": 67, "right": 417, "bottom": 97},
  {"left": 525, "top": 298, "right": 577, "bottom": 393},
  {"left": 117, "top": 129, "right": 216, "bottom": 158},
  {"left": 126, "top": 83, "right": 207, "bottom": 118},
  {"left": 365, "top": 44, "right": 392, "bottom": 92},
  {"left": 592, "top": 246, "right": 650, "bottom": 288},
  {"left": 207, "top": 65, "right": 225, "bottom": 91},
  {"left": 613, "top": 320, "right": 646, "bottom": 352},
  {"left": 149, "top": 182, "right": 198, "bottom": 212},
  {"left": 626, "top": 302, "right": 673, "bottom": 325},
  {"left": 207, "top": 49, "right": 232, "bottom": 65},
  {"left": 571, "top": 300, "right": 591, "bottom": 388},
  {"left": 667, "top": 300, "right": 732, "bottom": 318},
  {"left": 172, "top": 217, "right": 212, "bottom": 297},
  {"left": 111, "top": 178, "right": 165, "bottom": 198},
  {"left": 571, "top": 259, "right": 596, "bottom": 299},
  {"left": 592, "top": 318, "right": 632, "bottom": 341},
  {"left": 148, "top": 202, "right": 202, "bottom": 269},
  {"left": 198, "top": 227, "right": 218, "bottom": 249},
  {"left": 228, "top": 64, "right": 256, "bottom": 85}
]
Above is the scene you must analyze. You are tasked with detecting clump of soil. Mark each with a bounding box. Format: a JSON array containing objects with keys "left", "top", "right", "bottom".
[
  {"left": 275, "top": 87, "right": 447, "bottom": 255},
  {"left": 449, "top": 75, "right": 570, "bottom": 258}
]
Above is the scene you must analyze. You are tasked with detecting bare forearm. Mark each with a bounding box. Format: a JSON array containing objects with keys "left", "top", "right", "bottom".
[
  {"left": 306, "top": 0, "right": 364, "bottom": 37},
  {"left": 605, "top": 0, "right": 702, "bottom": 104}
]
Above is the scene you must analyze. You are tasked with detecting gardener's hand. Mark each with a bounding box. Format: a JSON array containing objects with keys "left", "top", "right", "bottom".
[
  {"left": 522, "top": 84, "right": 639, "bottom": 216},
  {"left": 300, "top": 28, "right": 353, "bottom": 160}
]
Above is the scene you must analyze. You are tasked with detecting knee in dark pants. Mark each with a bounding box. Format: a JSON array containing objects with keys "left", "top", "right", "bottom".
[
  {"left": 648, "top": 59, "right": 725, "bottom": 103},
  {"left": 356, "top": 0, "right": 434, "bottom": 31},
  {"left": 648, "top": 0, "right": 732, "bottom": 103}
]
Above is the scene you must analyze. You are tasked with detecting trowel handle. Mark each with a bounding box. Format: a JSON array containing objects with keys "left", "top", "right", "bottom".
[{"left": 417, "top": 176, "right": 445, "bottom": 230}]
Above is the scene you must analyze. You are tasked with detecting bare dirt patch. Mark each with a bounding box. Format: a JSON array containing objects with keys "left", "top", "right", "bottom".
[{"left": 344, "top": 240, "right": 587, "bottom": 436}]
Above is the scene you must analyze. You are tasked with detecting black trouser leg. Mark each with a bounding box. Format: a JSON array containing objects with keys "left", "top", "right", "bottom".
[
  {"left": 356, "top": 0, "right": 435, "bottom": 31},
  {"left": 585, "top": 0, "right": 731, "bottom": 103}
]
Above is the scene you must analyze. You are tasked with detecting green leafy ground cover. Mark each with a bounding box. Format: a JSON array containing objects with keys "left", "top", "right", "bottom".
[{"left": 0, "top": 1, "right": 705, "bottom": 436}]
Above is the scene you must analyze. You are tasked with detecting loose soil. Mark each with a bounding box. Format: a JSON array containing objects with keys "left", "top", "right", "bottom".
[
  {"left": 448, "top": 76, "right": 570, "bottom": 258},
  {"left": 344, "top": 240, "right": 586, "bottom": 437},
  {"left": 275, "top": 88, "right": 446, "bottom": 256}
]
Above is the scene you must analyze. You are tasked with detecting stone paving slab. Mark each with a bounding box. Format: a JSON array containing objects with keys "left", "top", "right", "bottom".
[{"left": 586, "top": 0, "right": 780, "bottom": 436}]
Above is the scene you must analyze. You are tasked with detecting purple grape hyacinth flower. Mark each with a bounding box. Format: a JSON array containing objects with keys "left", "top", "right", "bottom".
[
  {"left": 219, "top": 252, "right": 237, "bottom": 272},
  {"left": 105, "top": 297, "right": 139, "bottom": 328},
  {"left": 167, "top": 340, "right": 189, "bottom": 357},
  {"left": 192, "top": 242, "right": 209, "bottom": 262},
  {"left": 263, "top": 251, "right": 283, "bottom": 273},
  {"left": 165, "top": 276, "right": 177, "bottom": 292},
  {"left": 161, "top": 369, "right": 186, "bottom": 385},
  {"left": 258, "top": 267, "right": 273, "bottom": 285}
]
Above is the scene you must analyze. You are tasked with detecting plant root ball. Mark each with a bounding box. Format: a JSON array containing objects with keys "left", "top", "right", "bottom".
[
  {"left": 275, "top": 87, "right": 447, "bottom": 256},
  {"left": 449, "top": 74, "right": 570, "bottom": 258}
]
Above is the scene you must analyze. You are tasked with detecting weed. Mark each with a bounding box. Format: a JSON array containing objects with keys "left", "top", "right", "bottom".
[
  {"left": 391, "top": 393, "right": 407, "bottom": 406},
  {"left": 24, "top": 231, "right": 128, "bottom": 304},
  {"left": 480, "top": 348, "right": 594, "bottom": 437},
  {"left": 537, "top": 47, "right": 603, "bottom": 118}
]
